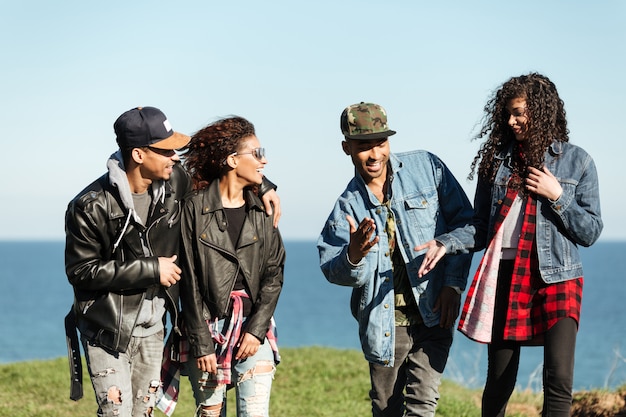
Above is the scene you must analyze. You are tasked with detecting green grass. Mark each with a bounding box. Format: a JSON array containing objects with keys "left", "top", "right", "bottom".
[{"left": 0, "top": 346, "right": 544, "bottom": 417}]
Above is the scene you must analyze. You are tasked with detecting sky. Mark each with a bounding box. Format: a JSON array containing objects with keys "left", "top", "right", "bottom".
[{"left": 1, "top": 1, "right": 624, "bottom": 241}]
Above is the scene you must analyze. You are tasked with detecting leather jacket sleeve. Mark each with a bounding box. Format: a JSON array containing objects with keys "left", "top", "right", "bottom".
[
  {"left": 243, "top": 223, "right": 285, "bottom": 342},
  {"left": 258, "top": 176, "right": 277, "bottom": 197},
  {"left": 179, "top": 196, "right": 216, "bottom": 357},
  {"left": 65, "top": 180, "right": 160, "bottom": 292}
]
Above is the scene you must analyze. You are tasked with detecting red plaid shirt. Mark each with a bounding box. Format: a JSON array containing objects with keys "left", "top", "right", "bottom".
[{"left": 462, "top": 185, "right": 583, "bottom": 343}]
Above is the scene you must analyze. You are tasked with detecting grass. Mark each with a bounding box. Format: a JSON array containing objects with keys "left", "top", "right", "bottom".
[{"left": 0, "top": 346, "right": 556, "bottom": 416}]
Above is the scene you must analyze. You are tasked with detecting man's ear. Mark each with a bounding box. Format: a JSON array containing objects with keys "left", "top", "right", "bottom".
[
  {"left": 131, "top": 148, "right": 145, "bottom": 164},
  {"left": 341, "top": 140, "right": 351, "bottom": 156}
]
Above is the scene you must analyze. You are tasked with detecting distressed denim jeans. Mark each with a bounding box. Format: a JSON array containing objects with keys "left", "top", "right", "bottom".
[
  {"left": 369, "top": 324, "right": 453, "bottom": 417},
  {"left": 186, "top": 320, "right": 276, "bottom": 417},
  {"left": 81, "top": 329, "right": 164, "bottom": 417}
]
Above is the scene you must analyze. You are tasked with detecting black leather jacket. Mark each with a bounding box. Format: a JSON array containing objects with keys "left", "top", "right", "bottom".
[
  {"left": 180, "top": 180, "right": 286, "bottom": 358},
  {"left": 65, "top": 162, "right": 192, "bottom": 353}
]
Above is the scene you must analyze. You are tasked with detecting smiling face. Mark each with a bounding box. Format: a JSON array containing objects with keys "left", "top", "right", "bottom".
[
  {"left": 137, "top": 146, "right": 180, "bottom": 181},
  {"left": 506, "top": 97, "right": 530, "bottom": 141},
  {"left": 232, "top": 135, "right": 266, "bottom": 186},
  {"left": 342, "top": 138, "right": 390, "bottom": 184}
]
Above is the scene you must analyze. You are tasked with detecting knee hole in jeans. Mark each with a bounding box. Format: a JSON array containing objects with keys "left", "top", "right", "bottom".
[
  {"left": 238, "top": 360, "right": 275, "bottom": 383},
  {"left": 239, "top": 360, "right": 275, "bottom": 416},
  {"left": 198, "top": 403, "right": 223, "bottom": 417}
]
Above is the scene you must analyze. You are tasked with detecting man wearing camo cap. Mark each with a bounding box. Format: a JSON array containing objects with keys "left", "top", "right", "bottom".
[{"left": 318, "top": 102, "right": 474, "bottom": 416}]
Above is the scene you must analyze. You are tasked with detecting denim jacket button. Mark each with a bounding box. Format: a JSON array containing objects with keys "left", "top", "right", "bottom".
[
  {"left": 384, "top": 332, "right": 390, "bottom": 337},
  {"left": 384, "top": 304, "right": 389, "bottom": 309}
]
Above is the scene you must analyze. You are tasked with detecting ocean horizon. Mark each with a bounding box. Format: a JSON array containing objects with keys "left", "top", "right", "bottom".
[{"left": 2, "top": 239, "right": 625, "bottom": 392}]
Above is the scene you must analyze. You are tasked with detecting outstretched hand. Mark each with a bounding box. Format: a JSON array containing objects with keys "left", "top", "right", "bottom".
[
  {"left": 415, "top": 240, "right": 446, "bottom": 277},
  {"left": 346, "top": 215, "right": 379, "bottom": 265}
]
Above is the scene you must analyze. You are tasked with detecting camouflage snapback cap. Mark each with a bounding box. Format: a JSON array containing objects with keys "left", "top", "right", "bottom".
[{"left": 340, "top": 102, "right": 396, "bottom": 140}]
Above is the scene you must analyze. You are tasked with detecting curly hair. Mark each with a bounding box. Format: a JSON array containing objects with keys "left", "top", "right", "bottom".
[
  {"left": 182, "top": 116, "right": 256, "bottom": 190},
  {"left": 469, "top": 73, "right": 569, "bottom": 189}
]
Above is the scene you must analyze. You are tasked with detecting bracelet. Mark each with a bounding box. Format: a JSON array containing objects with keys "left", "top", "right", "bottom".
[
  {"left": 448, "top": 286, "right": 462, "bottom": 295},
  {"left": 346, "top": 252, "right": 360, "bottom": 267}
]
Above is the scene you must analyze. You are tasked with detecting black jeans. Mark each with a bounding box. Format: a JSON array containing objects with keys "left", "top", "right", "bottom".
[
  {"left": 481, "top": 262, "right": 577, "bottom": 417},
  {"left": 369, "top": 324, "right": 453, "bottom": 417}
]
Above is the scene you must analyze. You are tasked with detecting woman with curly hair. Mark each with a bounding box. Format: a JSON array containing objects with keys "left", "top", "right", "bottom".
[
  {"left": 417, "top": 73, "right": 602, "bottom": 416},
  {"left": 179, "top": 116, "right": 285, "bottom": 417}
]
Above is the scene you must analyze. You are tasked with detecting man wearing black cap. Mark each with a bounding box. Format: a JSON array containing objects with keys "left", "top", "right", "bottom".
[
  {"left": 64, "top": 107, "right": 280, "bottom": 417},
  {"left": 318, "top": 102, "right": 474, "bottom": 416}
]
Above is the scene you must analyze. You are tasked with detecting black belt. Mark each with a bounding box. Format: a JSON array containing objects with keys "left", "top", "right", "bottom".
[{"left": 64, "top": 309, "right": 83, "bottom": 401}]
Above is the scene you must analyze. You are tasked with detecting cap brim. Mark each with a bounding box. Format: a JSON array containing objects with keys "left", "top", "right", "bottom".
[
  {"left": 344, "top": 130, "right": 396, "bottom": 140},
  {"left": 150, "top": 132, "right": 191, "bottom": 150}
]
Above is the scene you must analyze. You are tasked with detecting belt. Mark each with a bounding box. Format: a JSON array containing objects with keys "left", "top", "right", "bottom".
[{"left": 64, "top": 308, "right": 83, "bottom": 401}]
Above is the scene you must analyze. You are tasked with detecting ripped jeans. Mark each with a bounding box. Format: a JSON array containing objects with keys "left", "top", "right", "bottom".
[
  {"left": 186, "top": 327, "right": 276, "bottom": 417},
  {"left": 81, "top": 329, "right": 164, "bottom": 417}
]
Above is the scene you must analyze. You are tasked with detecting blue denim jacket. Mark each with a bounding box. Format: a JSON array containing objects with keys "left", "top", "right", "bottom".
[
  {"left": 317, "top": 151, "right": 473, "bottom": 366},
  {"left": 441, "top": 141, "right": 603, "bottom": 283}
]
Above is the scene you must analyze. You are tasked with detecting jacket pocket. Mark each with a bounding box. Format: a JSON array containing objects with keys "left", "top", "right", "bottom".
[{"left": 403, "top": 190, "right": 438, "bottom": 230}]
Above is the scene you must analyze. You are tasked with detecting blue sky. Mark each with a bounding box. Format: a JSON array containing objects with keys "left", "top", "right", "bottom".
[{"left": 1, "top": 1, "right": 624, "bottom": 241}]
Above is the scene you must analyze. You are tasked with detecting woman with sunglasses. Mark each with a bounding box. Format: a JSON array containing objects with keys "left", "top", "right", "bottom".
[
  {"left": 179, "top": 116, "right": 285, "bottom": 417},
  {"left": 417, "top": 73, "right": 602, "bottom": 417}
]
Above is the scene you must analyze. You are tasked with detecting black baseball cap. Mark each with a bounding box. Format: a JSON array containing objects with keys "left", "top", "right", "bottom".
[{"left": 114, "top": 106, "right": 190, "bottom": 150}]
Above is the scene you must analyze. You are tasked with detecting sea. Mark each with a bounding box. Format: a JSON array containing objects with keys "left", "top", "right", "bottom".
[{"left": 1, "top": 240, "right": 625, "bottom": 392}]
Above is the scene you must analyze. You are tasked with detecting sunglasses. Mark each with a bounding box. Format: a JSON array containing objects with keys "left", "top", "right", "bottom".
[
  {"left": 233, "top": 147, "right": 266, "bottom": 161},
  {"left": 147, "top": 146, "right": 177, "bottom": 157}
]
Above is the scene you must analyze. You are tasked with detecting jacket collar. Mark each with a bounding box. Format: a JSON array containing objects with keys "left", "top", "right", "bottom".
[
  {"left": 199, "top": 179, "right": 264, "bottom": 250},
  {"left": 201, "top": 179, "right": 264, "bottom": 215},
  {"left": 202, "top": 180, "right": 264, "bottom": 208}
]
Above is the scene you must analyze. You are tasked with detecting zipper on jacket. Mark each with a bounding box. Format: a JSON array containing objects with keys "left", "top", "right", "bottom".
[{"left": 200, "top": 239, "right": 243, "bottom": 316}]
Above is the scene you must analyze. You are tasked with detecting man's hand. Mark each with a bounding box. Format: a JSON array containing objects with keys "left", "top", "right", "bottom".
[
  {"left": 415, "top": 240, "right": 447, "bottom": 277},
  {"left": 261, "top": 189, "right": 281, "bottom": 228},
  {"left": 346, "top": 215, "right": 379, "bottom": 265},
  {"left": 158, "top": 255, "right": 181, "bottom": 288},
  {"left": 196, "top": 353, "right": 217, "bottom": 374},
  {"left": 526, "top": 166, "right": 563, "bottom": 201},
  {"left": 434, "top": 286, "right": 461, "bottom": 329}
]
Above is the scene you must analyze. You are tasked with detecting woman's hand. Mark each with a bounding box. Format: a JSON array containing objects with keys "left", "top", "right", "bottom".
[
  {"left": 526, "top": 166, "right": 562, "bottom": 201},
  {"left": 235, "top": 332, "right": 261, "bottom": 360}
]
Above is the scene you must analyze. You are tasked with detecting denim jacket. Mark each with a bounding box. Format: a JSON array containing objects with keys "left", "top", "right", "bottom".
[
  {"left": 317, "top": 151, "right": 473, "bottom": 366},
  {"left": 442, "top": 141, "right": 603, "bottom": 283}
]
